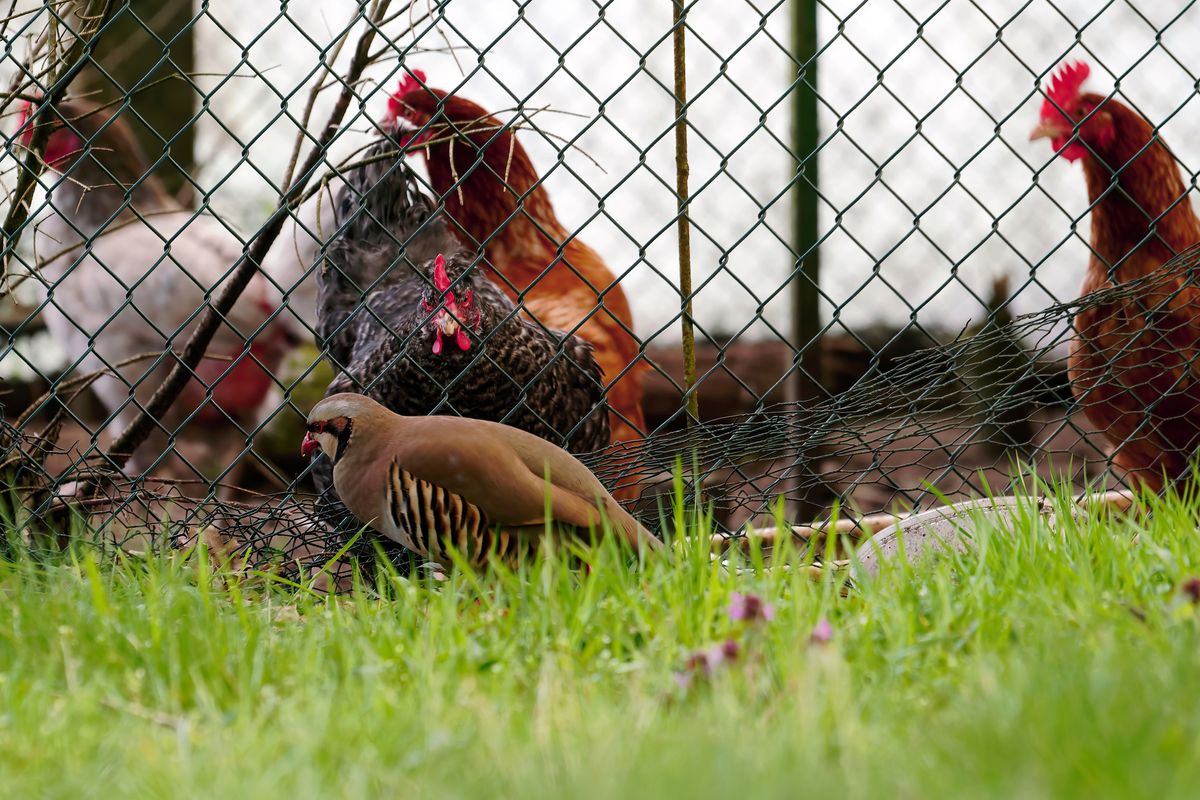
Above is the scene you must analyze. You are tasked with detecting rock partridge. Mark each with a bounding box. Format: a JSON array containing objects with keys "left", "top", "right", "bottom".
[{"left": 302, "top": 393, "right": 660, "bottom": 566}]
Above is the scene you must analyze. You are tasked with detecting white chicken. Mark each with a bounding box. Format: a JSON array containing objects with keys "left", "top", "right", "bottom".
[{"left": 20, "top": 99, "right": 303, "bottom": 487}]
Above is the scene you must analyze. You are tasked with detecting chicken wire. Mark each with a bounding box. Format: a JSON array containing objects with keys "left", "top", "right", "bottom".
[{"left": 0, "top": 0, "right": 1195, "bottom": 570}]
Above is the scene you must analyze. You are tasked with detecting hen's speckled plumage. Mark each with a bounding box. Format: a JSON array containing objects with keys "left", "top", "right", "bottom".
[{"left": 387, "top": 82, "right": 647, "bottom": 447}]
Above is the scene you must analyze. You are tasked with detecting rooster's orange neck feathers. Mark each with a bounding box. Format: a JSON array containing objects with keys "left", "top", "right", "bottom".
[{"left": 404, "top": 93, "right": 566, "bottom": 268}]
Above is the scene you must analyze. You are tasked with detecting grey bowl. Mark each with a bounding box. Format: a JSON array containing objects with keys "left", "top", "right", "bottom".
[{"left": 851, "top": 495, "right": 1061, "bottom": 581}]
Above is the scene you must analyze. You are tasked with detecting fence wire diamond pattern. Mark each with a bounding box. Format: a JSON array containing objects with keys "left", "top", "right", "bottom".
[{"left": 0, "top": 0, "right": 1196, "bottom": 575}]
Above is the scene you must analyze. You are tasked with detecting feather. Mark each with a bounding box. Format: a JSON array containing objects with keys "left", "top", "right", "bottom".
[
  {"left": 385, "top": 80, "right": 647, "bottom": 449},
  {"left": 312, "top": 393, "right": 659, "bottom": 567}
]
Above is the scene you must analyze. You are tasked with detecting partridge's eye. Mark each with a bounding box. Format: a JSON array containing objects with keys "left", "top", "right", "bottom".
[{"left": 307, "top": 420, "right": 327, "bottom": 433}]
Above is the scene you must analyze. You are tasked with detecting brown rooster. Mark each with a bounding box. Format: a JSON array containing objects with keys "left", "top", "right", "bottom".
[
  {"left": 1031, "top": 61, "right": 1200, "bottom": 490},
  {"left": 384, "top": 71, "right": 647, "bottom": 446}
]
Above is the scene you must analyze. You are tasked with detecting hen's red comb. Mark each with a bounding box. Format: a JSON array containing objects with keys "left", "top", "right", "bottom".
[
  {"left": 1041, "top": 61, "right": 1090, "bottom": 120},
  {"left": 432, "top": 253, "right": 451, "bottom": 293}
]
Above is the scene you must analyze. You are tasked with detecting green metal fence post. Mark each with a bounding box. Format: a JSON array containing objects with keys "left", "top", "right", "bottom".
[
  {"left": 78, "top": 0, "right": 197, "bottom": 203},
  {"left": 792, "top": 0, "right": 820, "bottom": 400},
  {"left": 790, "top": 0, "right": 824, "bottom": 522}
]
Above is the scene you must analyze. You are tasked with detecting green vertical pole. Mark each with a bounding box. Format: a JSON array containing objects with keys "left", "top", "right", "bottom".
[
  {"left": 78, "top": 0, "right": 197, "bottom": 203},
  {"left": 792, "top": 0, "right": 820, "bottom": 399},
  {"left": 792, "top": 0, "right": 822, "bottom": 522}
]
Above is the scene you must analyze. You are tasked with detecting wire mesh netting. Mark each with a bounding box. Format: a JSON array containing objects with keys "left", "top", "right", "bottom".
[{"left": 1, "top": 0, "right": 1198, "bottom": 577}]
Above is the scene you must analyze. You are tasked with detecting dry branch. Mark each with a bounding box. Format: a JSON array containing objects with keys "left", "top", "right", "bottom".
[{"left": 713, "top": 488, "right": 1138, "bottom": 556}]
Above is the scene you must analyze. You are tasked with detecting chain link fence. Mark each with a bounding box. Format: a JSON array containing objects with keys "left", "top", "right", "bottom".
[{"left": 0, "top": 0, "right": 1197, "bottom": 572}]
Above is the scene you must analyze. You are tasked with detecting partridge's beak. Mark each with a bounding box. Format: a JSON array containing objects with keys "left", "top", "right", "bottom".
[{"left": 301, "top": 431, "right": 320, "bottom": 458}]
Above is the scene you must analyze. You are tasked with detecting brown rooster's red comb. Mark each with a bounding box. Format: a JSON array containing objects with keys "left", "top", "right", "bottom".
[
  {"left": 1041, "top": 61, "right": 1090, "bottom": 120},
  {"left": 432, "top": 253, "right": 451, "bottom": 293},
  {"left": 387, "top": 69, "right": 427, "bottom": 121},
  {"left": 397, "top": 69, "right": 426, "bottom": 96}
]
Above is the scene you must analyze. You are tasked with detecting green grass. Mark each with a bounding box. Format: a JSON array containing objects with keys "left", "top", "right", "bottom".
[{"left": 2, "top": 487, "right": 1200, "bottom": 798}]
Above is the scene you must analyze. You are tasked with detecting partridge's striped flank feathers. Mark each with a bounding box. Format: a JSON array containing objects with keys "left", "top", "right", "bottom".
[
  {"left": 386, "top": 465, "right": 524, "bottom": 563},
  {"left": 303, "top": 393, "right": 660, "bottom": 566}
]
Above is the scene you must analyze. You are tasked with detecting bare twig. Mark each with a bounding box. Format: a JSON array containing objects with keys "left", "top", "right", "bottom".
[
  {"left": 671, "top": 0, "right": 698, "bottom": 424},
  {"left": 15, "top": 350, "right": 168, "bottom": 430},
  {"left": 9, "top": 366, "right": 139, "bottom": 482},
  {"left": 0, "top": 91, "right": 46, "bottom": 107},
  {"left": 94, "top": 0, "right": 395, "bottom": 481},
  {"left": 2, "top": 350, "right": 183, "bottom": 478},
  {"left": 0, "top": 17, "right": 55, "bottom": 120},
  {"left": 290, "top": 104, "right": 612, "bottom": 212},
  {"left": 367, "top": 0, "right": 435, "bottom": 63},
  {"left": 0, "top": 0, "right": 43, "bottom": 32}
]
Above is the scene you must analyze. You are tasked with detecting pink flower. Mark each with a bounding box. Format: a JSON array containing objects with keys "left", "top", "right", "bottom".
[
  {"left": 728, "top": 592, "right": 775, "bottom": 623},
  {"left": 1183, "top": 577, "right": 1200, "bottom": 605},
  {"left": 680, "top": 639, "right": 741, "bottom": 682},
  {"left": 674, "top": 638, "right": 748, "bottom": 693},
  {"left": 809, "top": 618, "right": 833, "bottom": 645}
]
